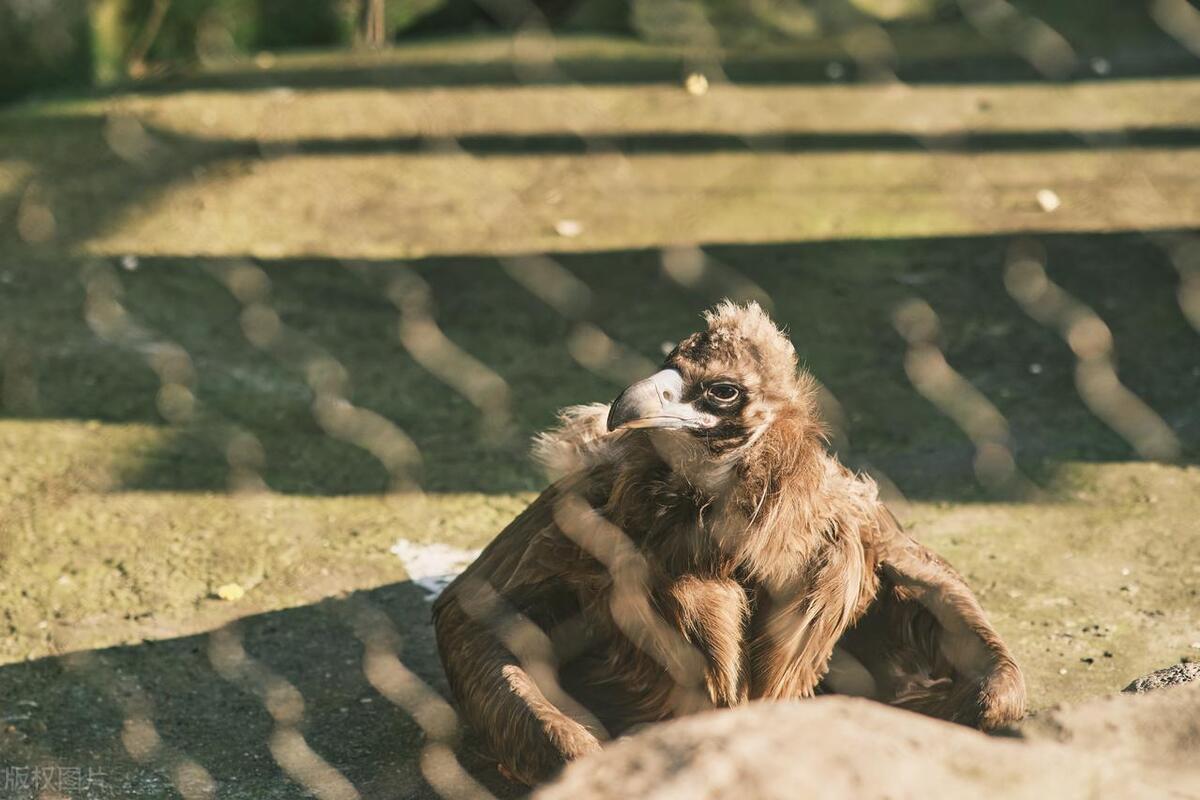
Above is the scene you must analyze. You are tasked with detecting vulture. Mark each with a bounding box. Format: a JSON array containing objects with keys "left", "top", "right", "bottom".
[{"left": 433, "top": 302, "right": 1025, "bottom": 785}]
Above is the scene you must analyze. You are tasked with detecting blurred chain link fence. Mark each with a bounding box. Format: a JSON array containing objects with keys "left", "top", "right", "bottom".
[{"left": 3, "top": 0, "right": 1200, "bottom": 798}]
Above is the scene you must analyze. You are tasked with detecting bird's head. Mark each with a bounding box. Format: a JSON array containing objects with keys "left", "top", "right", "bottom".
[{"left": 606, "top": 301, "right": 818, "bottom": 478}]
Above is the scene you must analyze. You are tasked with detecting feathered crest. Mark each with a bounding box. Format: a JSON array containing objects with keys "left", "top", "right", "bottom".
[
  {"left": 691, "top": 300, "right": 815, "bottom": 409},
  {"left": 704, "top": 300, "right": 793, "bottom": 353}
]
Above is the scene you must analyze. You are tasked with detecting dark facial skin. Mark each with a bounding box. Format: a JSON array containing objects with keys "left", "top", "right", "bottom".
[
  {"left": 608, "top": 332, "right": 774, "bottom": 458},
  {"left": 675, "top": 370, "right": 754, "bottom": 456}
]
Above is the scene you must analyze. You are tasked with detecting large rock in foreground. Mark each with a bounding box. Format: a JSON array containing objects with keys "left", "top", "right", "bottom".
[{"left": 535, "top": 683, "right": 1200, "bottom": 800}]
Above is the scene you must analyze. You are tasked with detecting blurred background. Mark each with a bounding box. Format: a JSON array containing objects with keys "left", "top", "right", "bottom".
[{"left": 1, "top": 1, "right": 1199, "bottom": 798}]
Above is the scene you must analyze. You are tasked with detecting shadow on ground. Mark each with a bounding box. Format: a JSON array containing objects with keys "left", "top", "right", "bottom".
[
  {"left": 83, "top": 26, "right": 1200, "bottom": 97},
  {"left": 1, "top": 45, "right": 1198, "bottom": 502},
  {"left": 2, "top": 232, "right": 1198, "bottom": 499},
  {"left": 22, "top": 114, "right": 1200, "bottom": 157},
  {"left": 0, "top": 580, "right": 523, "bottom": 800}
]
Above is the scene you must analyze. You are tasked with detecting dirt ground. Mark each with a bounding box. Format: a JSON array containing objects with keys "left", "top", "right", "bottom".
[{"left": 1, "top": 32, "right": 1199, "bottom": 800}]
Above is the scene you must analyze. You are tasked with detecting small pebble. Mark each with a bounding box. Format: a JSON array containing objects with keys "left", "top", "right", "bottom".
[
  {"left": 684, "top": 73, "right": 709, "bottom": 96},
  {"left": 554, "top": 219, "right": 583, "bottom": 238},
  {"left": 216, "top": 583, "right": 245, "bottom": 601},
  {"left": 1036, "top": 189, "right": 1062, "bottom": 213}
]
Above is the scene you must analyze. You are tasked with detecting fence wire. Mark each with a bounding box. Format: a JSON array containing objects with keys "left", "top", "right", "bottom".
[{"left": 2, "top": 1, "right": 1199, "bottom": 799}]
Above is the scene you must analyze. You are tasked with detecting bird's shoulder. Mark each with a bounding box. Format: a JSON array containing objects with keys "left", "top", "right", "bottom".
[{"left": 494, "top": 472, "right": 616, "bottom": 595}]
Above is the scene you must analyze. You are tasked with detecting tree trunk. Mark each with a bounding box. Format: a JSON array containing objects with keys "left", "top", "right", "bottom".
[{"left": 359, "top": 0, "right": 387, "bottom": 49}]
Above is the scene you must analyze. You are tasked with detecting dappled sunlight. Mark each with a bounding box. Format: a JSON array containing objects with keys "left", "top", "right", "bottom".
[
  {"left": 84, "top": 261, "right": 203, "bottom": 430},
  {"left": 103, "top": 79, "right": 1200, "bottom": 142},
  {"left": 108, "top": 26, "right": 1023, "bottom": 92},
  {"left": 501, "top": 254, "right": 658, "bottom": 385},
  {"left": 4, "top": 232, "right": 1200, "bottom": 497},
  {"left": 1004, "top": 240, "right": 1181, "bottom": 461},
  {"left": 958, "top": 0, "right": 1077, "bottom": 78},
  {"left": 0, "top": 159, "right": 33, "bottom": 212},
  {"left": 342, "top": 597, "right": 495, "bottom": 800},
  {"left": 893, "top": 466, "right": 1200, "bottom": 716},
  {"left": 1153, "top": 0, "right": 1200, "bottom": 57},
  {"left": 892, "top": 296, "right": 1033, "bottom": 495},
  {"left": 209, "top": 259, "right": 424, "bottom": 489},
  {"left": 0, "top": 413, "right": 538, "bottom": 665},
  {"left": 65, "top": 651, "right": 219, "bottom": 800},
  {"left": 74, "top": 147, "right": 1200, "bottom": 259},
  {"left": 209, "top": 625, "right": 362, "bottom": 800},
  {"left": 4, "top": 3, "right": 1200, "bottom": 797},
  {"left": 378, "top": 265, "right": 514, "bottom": 446}
]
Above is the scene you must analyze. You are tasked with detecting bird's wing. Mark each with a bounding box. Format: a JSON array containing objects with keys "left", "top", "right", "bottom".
[
  {"left": 438, "top": 477, "right": 600, "bottom": 613},
  {"left": 432, "top": 478, "right": 609, "bottom": 784},
  {"left": 828, "top": 507, "right": 1026, "bottom": 730},
  {"left": 505, "top": 480, "right": 611, "bottom": 598}
]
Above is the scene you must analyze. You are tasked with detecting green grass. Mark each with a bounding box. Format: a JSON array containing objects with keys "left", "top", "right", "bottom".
[{"left": 2, "top": 33, "right": 1200, "bottom": 800}]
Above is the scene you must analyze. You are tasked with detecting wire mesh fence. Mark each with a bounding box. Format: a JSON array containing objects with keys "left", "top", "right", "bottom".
[{"left": 2, "top": 1, "right": 1200, "bottom": 798}]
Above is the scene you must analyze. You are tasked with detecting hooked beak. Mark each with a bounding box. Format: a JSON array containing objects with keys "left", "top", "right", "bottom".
[{"left": 606, "top": 369, "right": 704, "bottom": 432}]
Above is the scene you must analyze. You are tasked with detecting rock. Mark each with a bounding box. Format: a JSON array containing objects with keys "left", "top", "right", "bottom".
[
  {"left": 215, "top": 583, "right": 245, "bottom": 601},
  {"left": 1020, "top": 682, "right": 1200, "bottom": 791},
  {"left": 535, "top": 685, "right": 1200, "bottom": 800},
  {"left": 1122, "top": 662, "right": 1200, "bottom": 694},
  {"left": 684, "top": 73, "right": 709, "bottom": 96},
  {"left": 554, "top": 220, "right": 583, "bottom": 238},
  {"left": 1036, "top": 189, "right": 1062, "bottom": 212}
]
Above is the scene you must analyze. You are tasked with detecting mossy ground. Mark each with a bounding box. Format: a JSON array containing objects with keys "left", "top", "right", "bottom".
[{"left": 1, "top": 32, "right": 1199, "bottom": 800}]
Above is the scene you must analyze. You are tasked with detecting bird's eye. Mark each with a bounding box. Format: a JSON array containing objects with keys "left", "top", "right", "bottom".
[{"left": 707, "top": 383, "right": 741, "bottom": 403}]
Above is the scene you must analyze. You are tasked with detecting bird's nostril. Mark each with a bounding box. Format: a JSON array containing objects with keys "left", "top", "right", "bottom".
[{"left": 662, "top": 390, "right": 673, "bottom": 401}]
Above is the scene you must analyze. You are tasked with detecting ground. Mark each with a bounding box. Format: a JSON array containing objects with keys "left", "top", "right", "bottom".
[{"left": 1, "top": 31, "right": 1200, "bottom": 800}]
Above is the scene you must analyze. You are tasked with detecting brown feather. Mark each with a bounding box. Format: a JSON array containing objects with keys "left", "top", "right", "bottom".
[{"left": 433, "top": 302, "right": 1026, "bottom": 785}]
